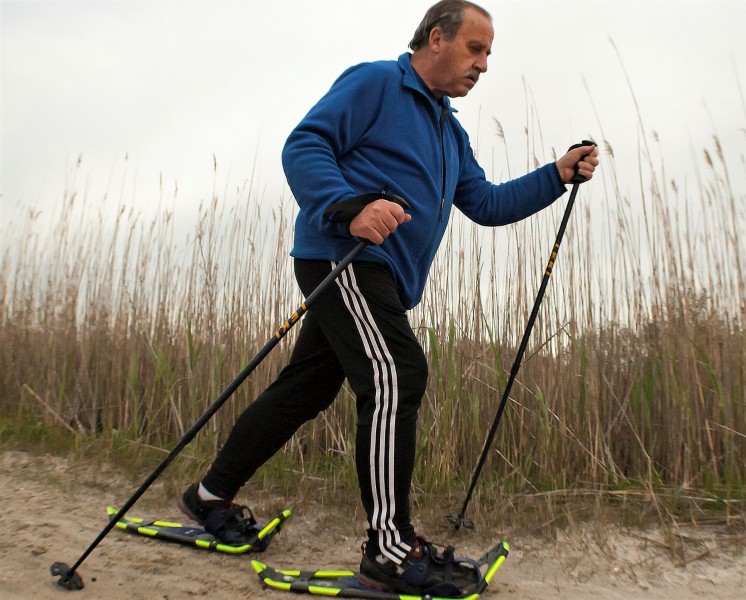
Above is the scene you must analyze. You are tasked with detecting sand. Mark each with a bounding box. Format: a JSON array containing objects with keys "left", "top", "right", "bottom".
[{"left": 1, "top": 449, "right": 743, "bottom": 599}]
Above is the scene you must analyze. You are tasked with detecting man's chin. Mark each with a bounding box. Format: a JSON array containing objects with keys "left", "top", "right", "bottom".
[{"left": 448, "top": 87, "right": 471, "bottom": 99}]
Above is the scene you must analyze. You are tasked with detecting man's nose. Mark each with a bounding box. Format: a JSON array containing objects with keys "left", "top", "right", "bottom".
[{"left": 475, "top": 52, "right": 489, "bottom": 73}]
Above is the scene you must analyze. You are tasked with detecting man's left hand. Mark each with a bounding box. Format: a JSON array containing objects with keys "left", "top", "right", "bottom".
[{"left": 556, "top": 144, "right": 599, "bottom": 184}]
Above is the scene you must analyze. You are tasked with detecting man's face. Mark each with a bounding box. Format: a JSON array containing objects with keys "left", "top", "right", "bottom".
[{"left": 431, "top": 8, "right": 493, "bottom": 98}]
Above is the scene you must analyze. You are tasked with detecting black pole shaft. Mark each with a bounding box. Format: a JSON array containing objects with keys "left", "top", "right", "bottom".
[
  {"left": 58, "top": 240, "right": 368, "bottom": 579},
  {"left": 454, "top": 181, "right": 582, "bottom": 525}
]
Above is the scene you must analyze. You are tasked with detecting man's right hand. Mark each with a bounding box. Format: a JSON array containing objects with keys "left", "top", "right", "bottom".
[{"left": 349, "top": 199, "right": 412, "bottom": 245}]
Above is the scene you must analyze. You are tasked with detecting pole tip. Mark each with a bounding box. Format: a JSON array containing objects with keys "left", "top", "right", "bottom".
[
  {"left": 50, "top": 562, "right": 85, "bottom": 591},
  {"left": 445, "top": 512, "right": 474, "bottom": 530}
]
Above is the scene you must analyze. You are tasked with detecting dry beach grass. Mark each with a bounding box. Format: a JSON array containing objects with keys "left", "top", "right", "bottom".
[{"left": 1, "top": 96, "right": 745, "bottom": 596}]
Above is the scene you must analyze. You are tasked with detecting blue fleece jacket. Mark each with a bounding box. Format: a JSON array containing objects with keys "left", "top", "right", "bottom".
[{"left": 282, "top": 53, "right": 567, "bottom": 309}]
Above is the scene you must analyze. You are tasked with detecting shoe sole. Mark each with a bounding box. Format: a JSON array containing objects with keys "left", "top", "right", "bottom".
[
  {"left": 358, "top": 559, "right": 478, "bottom": 596},
  {"left": 355, "top": 573, "right": 397, "bottom": 593}
]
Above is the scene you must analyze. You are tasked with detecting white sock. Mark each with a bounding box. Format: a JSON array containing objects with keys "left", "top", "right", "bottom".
[{"left": 198, "top": 482, "right": 224, "bottom": 502}]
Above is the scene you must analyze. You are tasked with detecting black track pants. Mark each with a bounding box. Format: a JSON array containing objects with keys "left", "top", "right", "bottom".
[{"left": 202, "top": 259, "right": 428, "bottom": 563}]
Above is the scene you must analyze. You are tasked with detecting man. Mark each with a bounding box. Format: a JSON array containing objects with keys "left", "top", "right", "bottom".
[{"left": 179, "top": 0, "right": 598, "bottom": 595}]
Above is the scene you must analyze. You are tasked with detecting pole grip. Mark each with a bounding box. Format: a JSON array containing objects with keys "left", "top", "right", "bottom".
[{"left": 568, "top": 139, "right": 596, "bottom": 184}]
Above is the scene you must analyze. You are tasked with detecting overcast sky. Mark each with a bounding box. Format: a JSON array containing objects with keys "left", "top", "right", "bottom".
[{"left": 2, "top": 0, "right": 745, "bottom": 224}]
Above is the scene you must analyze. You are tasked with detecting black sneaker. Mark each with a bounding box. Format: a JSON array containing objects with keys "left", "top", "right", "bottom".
[
  {"left": 178, "top": 483, "right": 267, "bottom": 548},
  {"left": 358, "top": 537, "right": 481, "bottom": 597}
]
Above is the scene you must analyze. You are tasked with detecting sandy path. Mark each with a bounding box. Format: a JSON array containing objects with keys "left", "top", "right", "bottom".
[{"left": 1, "top": 449, "right": 743, "bottom": 599}]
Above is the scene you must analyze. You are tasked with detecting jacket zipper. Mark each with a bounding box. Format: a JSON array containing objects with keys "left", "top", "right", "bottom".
[{"left": 438, "top": 105, "right": 448, "bottom": 222}]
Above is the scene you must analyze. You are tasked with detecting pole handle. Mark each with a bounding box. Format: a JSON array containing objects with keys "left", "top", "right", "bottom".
[{"left": 568, "top": 139, "right": 596, "bottom": 184}]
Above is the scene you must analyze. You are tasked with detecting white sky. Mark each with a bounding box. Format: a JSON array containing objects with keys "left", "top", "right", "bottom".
[{"left": 2, "top": 0, "right": 745, "bottom": 223}]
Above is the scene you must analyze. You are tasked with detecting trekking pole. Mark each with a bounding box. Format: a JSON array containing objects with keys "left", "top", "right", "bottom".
[
  {"left": 51, "top": 236, "right": 375, "bottom": 590},
  {"left": 446, "top": 141, "right": 596, "bottom": 530}
]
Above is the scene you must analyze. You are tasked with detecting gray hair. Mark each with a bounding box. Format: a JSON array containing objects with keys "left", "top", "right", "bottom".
[{"left": 409, "top": 0, "right": 491, "bottom": 52}]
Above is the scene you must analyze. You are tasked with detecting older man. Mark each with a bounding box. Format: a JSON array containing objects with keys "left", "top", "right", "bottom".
[{"left": 179, "top": 1, "right": 598, "bottom": 595}]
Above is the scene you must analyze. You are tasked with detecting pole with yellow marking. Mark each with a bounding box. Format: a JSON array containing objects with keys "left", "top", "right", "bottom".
[
  {"left": 52, "top": 239, "right": 369, "bottom": 590},
  {"left": 447, "top": 141, "right": 596, "bottom": 530}
]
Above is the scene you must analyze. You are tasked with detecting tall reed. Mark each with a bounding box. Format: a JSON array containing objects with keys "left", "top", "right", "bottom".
[{"left": 1, "top": 115, "right": 744, "bottom": 524}]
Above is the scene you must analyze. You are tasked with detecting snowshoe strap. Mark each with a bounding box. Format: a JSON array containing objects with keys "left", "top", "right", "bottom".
[
  {"left": 419, "top": 539, "right": 481, "bottom": 596},
  {"left": 207, "top": 505, "right": 267, "bottom": 549}
]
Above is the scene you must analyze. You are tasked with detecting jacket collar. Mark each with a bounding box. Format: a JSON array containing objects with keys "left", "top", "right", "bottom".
[{"left": 398, "top": 52, "right": 457, "bottom": 115}]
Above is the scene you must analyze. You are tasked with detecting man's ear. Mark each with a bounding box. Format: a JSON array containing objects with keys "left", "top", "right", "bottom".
[{"left": 429, "top": 26, "right": 443, "bottom": 52}]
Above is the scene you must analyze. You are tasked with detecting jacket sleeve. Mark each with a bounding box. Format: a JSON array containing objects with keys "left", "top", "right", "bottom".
[
  {"left": 281, "top": 64, "right": 384, "bottom": 237},
  {"left": 453, "top": 141, "right": 568, "bottom": 226}
]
